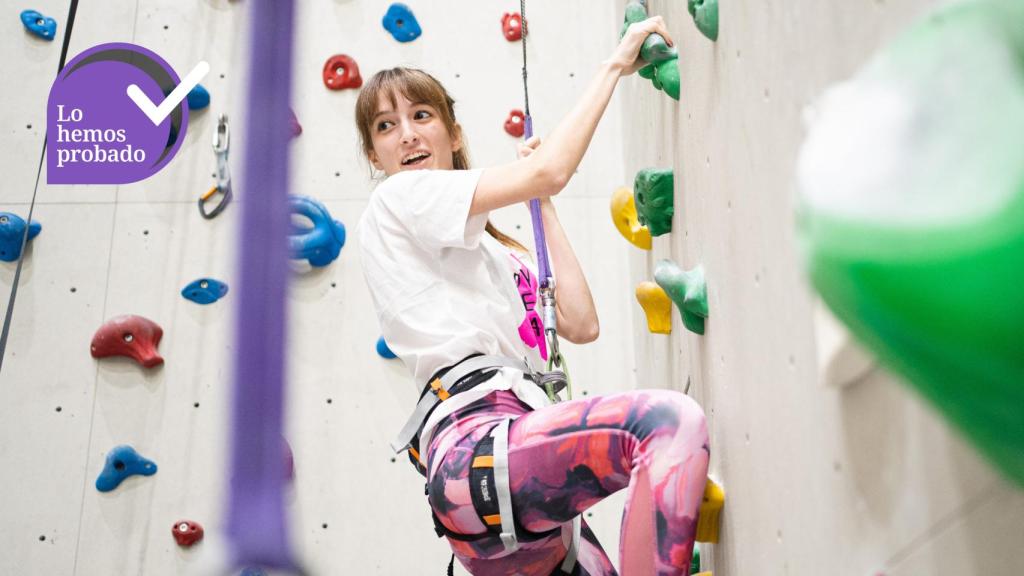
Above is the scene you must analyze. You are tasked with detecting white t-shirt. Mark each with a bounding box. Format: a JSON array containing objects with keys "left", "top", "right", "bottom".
[{"left": 357, "top": 169, "right": 549, "bottom": 389}]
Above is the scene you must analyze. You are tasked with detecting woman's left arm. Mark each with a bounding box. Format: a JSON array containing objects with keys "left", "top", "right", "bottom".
[{"left": 539, "top": 197, "right": 600, "bottom": 344}]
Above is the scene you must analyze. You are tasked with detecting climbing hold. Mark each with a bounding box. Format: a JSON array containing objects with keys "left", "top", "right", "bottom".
[
  {"left": 653, "top": 59, "right": 680, "bottom": 101},
  {"left": 187, "top": 84, "right": 210, "bottom": 110},
  {"left": 289, "top": 195, "right": 346, "bottom": 267},
  {"left": 638, "top": 64, "right": 656, "bottom": 81},
  {"left": 0, "top": 212, "right": 42, "bottom": 262},
  {"left": 690, "top": 544, "right": 701, "bottom": 575},
  {"left": 172, "top": 520, "right": 204, "bottom": 548},
  {"left": 322, "top": 54, "right": 363, "bottom": 91},
  {"left": 688, "top": 0, "right": 719, "bottom": 41},
  {"left": 654, "top": 259, "right": 708, "bottom": 335},
  {"left": 289, "top": 108, "right": 302, "bottom": 138},
  {"left": 633, "top": 168, "right": 674, "bottom": 237},
  {"left": 382, "top": 3, "right": 421, "bottom": 43},
  {"left": 501, "top": 12, "right": 525, "bottom": 42},
  {"left": 181, "top": 278, "right": 229, "bottom": 305},
  {"left": 376, "top": 336, "right": 397, "bottom": 359},
  {"left": 635, "top": 282, "right": 672, "bottom": 335},
  {"left": 90, "top": 315, "right": 165, "bottom": 368},
  {"left": 95, "top": 445, "right": 157, "bottom": 492},
  {"left": 610, "top": 187, "right": 652, "bottom": 250},
  {"left": 695, "top": 477, "right": 724, "bottom": 543},
  {"left": 20, "top": 9, "right": 56, "bottom": 41},
  {"left": 504, "top": 109, "right": 526, "bottom": 138},
  {"left": 797, "top": 0, "right": 1024, "bottom": 486},
  {"left": 621, "top": 1, "right": 677, "bottom": 65}
]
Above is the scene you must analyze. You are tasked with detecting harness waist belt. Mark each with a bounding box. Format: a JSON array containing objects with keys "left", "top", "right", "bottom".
[{"left": 391, "top": 355, "right": 536, "bottom": 454}]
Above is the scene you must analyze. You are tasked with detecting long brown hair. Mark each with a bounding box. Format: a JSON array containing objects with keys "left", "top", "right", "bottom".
[{"left": 355, "top": 67, "right": 529, "bottom": 254}]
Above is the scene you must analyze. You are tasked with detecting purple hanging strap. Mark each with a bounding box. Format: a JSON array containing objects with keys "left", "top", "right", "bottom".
[
  {"left": 227, "top": 0, "right": 295, "bottom": 570},
  {"left": 520, "top": 1, "right": 552, "bottom": 286}
]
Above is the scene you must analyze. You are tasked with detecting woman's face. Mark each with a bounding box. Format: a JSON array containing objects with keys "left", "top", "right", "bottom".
[{"left": 368, "top": 91, "right": 461, "bottom": 176}]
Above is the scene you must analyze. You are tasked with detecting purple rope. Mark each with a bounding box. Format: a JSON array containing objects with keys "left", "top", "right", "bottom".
[
  {"left": 227, "top": 0, "right": 295, "bottom": 570},
  {"left": 523, "top": 117, "right": 552, "bottom": 286}
]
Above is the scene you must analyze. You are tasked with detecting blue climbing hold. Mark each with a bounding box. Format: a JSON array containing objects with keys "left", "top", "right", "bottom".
[
  {"left": 181, "top": 278, "right": 229, "bottom": 305},
  {"left": 382, "top": 3, "right": 421, "bottom": 43},
  {"left": 95, "top": 445, "right": 158, "bottom": 493},
  {"left": 289, "top": 195, "right": 346, "bottom": 267},
  {"left": 21, "top": 9, "right": 56, "bottom": 41},
  {"left": 187, "top": 84, "right": 210, "bottom": 110},
  {"left": 0, "top": 212, "right": 41, "bottom": 262},
  {"left": 376, "top": 336, "right": 397, "bottom": 359}
]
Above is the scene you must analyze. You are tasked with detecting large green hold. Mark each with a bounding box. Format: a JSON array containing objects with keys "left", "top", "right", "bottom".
[
  {"left": 688, "top": 0, "right": 719, "bottom": 41},
  {"left": 797, "top": 0, "right": 1024, "bottom": 485},
  {"left": 634, "top": 168, "right": 674, "bottom": 236},
  {"left": 654, "top": 259, "right": 708, "bottom": 335},
  {"left": 622, "top": 1, "right": 677, "bottom": 65}
]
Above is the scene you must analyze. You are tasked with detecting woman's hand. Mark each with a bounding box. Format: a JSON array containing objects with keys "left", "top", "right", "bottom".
[{"left": 606, "top": 16, "right": 674, "bottom": 76}]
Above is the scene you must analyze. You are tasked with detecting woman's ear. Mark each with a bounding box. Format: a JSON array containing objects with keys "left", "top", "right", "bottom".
[
  {"left": 451, "top": 124, "right": 464, "bottom": 153},
  {"left": 369, "top": 149, "right": 383, "bottom": 171}
]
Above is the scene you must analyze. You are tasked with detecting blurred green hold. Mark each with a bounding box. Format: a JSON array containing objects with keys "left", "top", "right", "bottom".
[
  {"left": 654, "top": 259, "right": 708, "bottom": 335},
  {"left": 622, "top": 1, "right": 678, "bottom": 64},
  {"left": 690, "top": 544, "right": 701, "bottom": 574},
  {"left": 622, "top": 1, "right": 681, "bottom": 101},
  {"left": 633, "top": 168, "right": 674, "bottom": 236},
  {"left": 797, "top": 0, "right": 1024, "bottom": 485},
  {"left": 688, "top": 0, "right": 719, "bottom": 41}
]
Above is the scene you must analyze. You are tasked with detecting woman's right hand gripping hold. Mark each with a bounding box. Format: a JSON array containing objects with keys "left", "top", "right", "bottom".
[{"left": 471, "top": 16, "right": 674, "bottom": 216}]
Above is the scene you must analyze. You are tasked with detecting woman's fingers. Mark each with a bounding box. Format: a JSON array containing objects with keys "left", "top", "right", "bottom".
[{"left": 517, "top": 135, "right": 541, "bottom": 159}]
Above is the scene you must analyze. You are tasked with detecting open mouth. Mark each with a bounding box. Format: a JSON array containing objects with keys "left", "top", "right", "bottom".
[{"left": 401, "top": 151, "right": 431, "bottom": 167}]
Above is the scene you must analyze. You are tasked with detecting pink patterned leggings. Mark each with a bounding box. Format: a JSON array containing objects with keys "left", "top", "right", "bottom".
[{"left": 426, "top": 389, "right": 709, "bottom": 575}]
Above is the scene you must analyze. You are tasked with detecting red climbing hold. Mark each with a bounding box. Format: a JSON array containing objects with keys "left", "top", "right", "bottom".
[
  {"left": 504, "top": 109, "right": 526, "bottom": 137},
  {"left": 172, "top": 520, "right": 204, "bottom": 547},
  {"left": 322, "top": 54, "right": 363, "bottom": 91},
  {"left": 90, "top": 315, "right": 164, "bottom": 368},
  {"left": 502, "top": 12, "right": 526, "bottom": 42}
]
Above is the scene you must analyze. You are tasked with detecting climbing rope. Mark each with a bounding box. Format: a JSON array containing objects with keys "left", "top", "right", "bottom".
[
  {"left": 518, "top": 0, "right": 571, "bottom": 399},
  {"left": 0, "top": 0, "right": 79, "bottom": 376}
]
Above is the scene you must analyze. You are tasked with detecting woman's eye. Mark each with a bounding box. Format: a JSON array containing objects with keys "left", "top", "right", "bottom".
[
  {"left": 414, "top": 110, "right": 432, "bottom": 120},
  {"left": 376, "top": 120, "right": 393, "bottom": 132}
]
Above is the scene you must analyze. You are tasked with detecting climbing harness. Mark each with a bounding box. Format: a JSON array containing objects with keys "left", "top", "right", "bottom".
[
  {"left": 199, "top": 114, "right": 232, "bottom": 219},
  {"left": 392, "top": 354, "right": 579, "bottom": 575},
  {"left": 0, "top": 0, "right": 79, "bottom": 375}
]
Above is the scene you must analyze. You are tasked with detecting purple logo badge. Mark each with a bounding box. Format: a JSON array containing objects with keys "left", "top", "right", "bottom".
[{"left": 47, "top": 43, "right": 208, "bottom": 184}]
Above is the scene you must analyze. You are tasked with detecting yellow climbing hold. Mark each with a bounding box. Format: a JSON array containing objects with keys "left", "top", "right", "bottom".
[
  {"left": 610, "top": 187, "right": 652, "bottom": 250},
  {"left": 635, "top": 282, "right": 672, "bottom": 334},
  {"left": 696, "top": 477, "right": 725, "bottom": 543}
]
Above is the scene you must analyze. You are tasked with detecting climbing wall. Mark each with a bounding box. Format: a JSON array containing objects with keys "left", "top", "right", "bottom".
[
  {"left": 0, "top": 1, "right": 634, "bottom": 575},
  {"left": 621, "top": 0, "right": 1024, "bottom": 575}
]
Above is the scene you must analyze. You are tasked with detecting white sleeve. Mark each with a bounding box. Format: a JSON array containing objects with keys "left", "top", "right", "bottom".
[{"left": 372, "top": 169, "right": 490, "bottom": 253}]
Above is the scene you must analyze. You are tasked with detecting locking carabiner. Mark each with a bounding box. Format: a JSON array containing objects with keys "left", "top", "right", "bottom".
[{"left": 200, "top": 114, "right": 232, "bottom": 219}]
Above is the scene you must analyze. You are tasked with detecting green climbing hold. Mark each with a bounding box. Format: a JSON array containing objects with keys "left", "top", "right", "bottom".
[
  {"left": 622, "top": 1, "right": 678, "bottom": 65},
  {"left": 690, "top": 544, "right": 701, "bottom": 575},
  {"left": 654, "top": 59, "right": 680, "bottom": 100},
  {"left": 688, "top": 0, "right": 719, "bottom": 41},
  {"left": 654, "top": 259, "right": 708, "bottom": 335},
  {"left": 633, "top": 168, "right": 674, "bottom": 236},
  {"left": 638, "top": 64, "right": 656, "bottom": 80},
  {"left": 797, "top": 0, "right": 1024, "bottom": 485}
]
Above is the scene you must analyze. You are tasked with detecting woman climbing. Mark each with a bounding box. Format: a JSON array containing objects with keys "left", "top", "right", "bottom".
[{"left": 356, "top": 16, "right": 709, "bottom": 576}]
